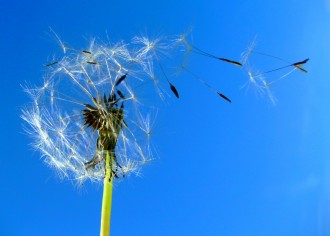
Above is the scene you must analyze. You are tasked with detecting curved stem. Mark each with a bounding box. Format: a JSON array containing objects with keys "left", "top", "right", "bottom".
[{"left": 100, "top": 151, "right": 113, "bottom": 236}]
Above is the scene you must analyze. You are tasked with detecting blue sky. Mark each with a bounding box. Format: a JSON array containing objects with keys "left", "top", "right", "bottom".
[{"left": 1, "top": 0, "right": 329, "bottom": 235}]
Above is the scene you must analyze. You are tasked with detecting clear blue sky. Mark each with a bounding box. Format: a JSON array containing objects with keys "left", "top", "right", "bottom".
[{"left": 1, "top": 0, "right": 329, "bottom": 235}]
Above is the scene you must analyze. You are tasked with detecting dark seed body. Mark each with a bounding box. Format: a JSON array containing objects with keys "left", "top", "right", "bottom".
[
  {"left": 116, "top": 89, "right": 125, "bottom": 99},
  {"left": 292, "top": 58, "right": 309, "bottom": 66},
  {"left": 217, "top": 92, "right": 231, "bottom": 103},
  {"left": 170, "top": 83, "right": 179, "bottom": 98},
  {"left": 218, "top": 58, "right": 242, "bottom": 66},
  {"left": 292, "top": 58, "right": 309, "bottom": 73},
  {"left": 115, "top": 74, "right": 127, "bottom": 86}
]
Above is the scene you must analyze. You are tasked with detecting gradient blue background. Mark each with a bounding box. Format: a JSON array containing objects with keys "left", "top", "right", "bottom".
[{"left": 1, "top": 0, "right": 329, "bottom": 235}]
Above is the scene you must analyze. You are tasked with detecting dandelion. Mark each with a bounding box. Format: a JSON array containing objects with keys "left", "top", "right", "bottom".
[
  {"left": 22, "top": 30, "right": 308, "bottom": 235},
  {"left": 21, "top": 33, "right": 187, "bottom": 235}
]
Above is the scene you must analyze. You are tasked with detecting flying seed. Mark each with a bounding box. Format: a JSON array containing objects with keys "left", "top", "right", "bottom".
[
  {"left": 217, "top": 92, "right": 231, "bottom": 103},
  {"left": 292, "top": 58, "right": 309, "bottom": 67},
  {"left": 115, "top": 74, "right": 127, "bottom": 86},
  {"left": 218, "top": 58, "right": 242, "bottom": 66},
  {"left": 292, "top": 58, "right": 309, "bottom": 72},
  {"left": 169, "top": 83, "right": 179, "bottom": 98}
]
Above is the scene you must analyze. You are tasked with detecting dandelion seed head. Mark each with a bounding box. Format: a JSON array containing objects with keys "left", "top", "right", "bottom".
[{"left": 22, "top": 33, "right": 187, "bottom": 184}]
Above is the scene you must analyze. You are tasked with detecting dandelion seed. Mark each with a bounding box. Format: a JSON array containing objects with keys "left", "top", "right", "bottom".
[
  {"left": 182, "top": 66, "right": 231, "bottom": 103},
  {"left": 169, "top": 83, "right": 179, "bottom": 98},
  {"left": 291, "top": 58, "right": 309, "bottom": 67},
  {"left": 249, "top": 50, "right": 309, "bottom": 76},
  {"left": 217, "top": 58, "right": 242, "bottom": 66},
  {"left": 217, "top": 92, "right": 231, "bottom": 103},
  {"left": 291, "top": 58, "right": 309, "bottom": 72},
  {"left": 116, "top": 89, "right": 125, "bottom": 99},
  {"left": 114, "top": 73, "right": 127, "bottom": 87},
  {"left": 240, "top": 39, "right": 308, "bottom": 104}
]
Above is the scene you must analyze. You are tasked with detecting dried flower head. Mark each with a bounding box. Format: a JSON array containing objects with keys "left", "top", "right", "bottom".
[{"left": 21, "top": 34, "right": 186, "bottom": 184}]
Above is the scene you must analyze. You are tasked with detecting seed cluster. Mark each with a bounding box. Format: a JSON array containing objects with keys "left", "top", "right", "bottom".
[{"left": 82, "top": 91, "right": 125, "bottom": 178}]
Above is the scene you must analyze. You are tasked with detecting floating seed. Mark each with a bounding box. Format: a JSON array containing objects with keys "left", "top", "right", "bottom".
[
  {"left": 169, "top": 83, "right": 179, "bottom": 98},
  {"left": 217, "top": 92, "right": 231, "bottom": 103},
  {"left": 218, "top": 58, "right": 242, "bottom": 66}
]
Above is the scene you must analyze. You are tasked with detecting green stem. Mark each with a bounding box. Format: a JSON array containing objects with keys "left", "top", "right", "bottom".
[{"left": 100, "top": 151, "right": 113, "bottom": 236}]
